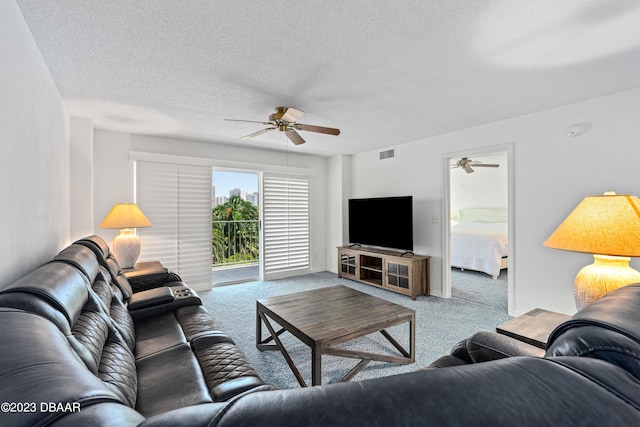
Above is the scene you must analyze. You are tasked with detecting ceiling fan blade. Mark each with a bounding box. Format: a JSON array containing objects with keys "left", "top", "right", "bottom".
[
  {"left": 285, "top": 129, "right": 305, "bottom": 145},
  {"left": 473, "top": 164, "right": 500, "bottom": 168},
  {"left": 295, "top": 123, "right": 341, "bottom": 136},
  {"left": 281, "top": 107, "right": 305, "bottom": 123},
  {"left": 225, "top": 118, "right": 271, "bottom": 124},
  {"left": 463, "top": 165, "right": 475, "bottom": 173},
  {"left": 241, "top": 127, "right": 275, "bottom": 139}
]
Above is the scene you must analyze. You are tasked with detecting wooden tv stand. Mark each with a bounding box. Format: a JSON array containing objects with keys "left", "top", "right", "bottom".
[{"left": 337, "top": 246, "right": 430, "bottom": 300}]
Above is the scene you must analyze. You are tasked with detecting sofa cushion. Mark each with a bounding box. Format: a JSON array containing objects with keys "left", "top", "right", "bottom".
[
  {"left": 134, "top": 312, "right": 189, "bottom": 359},
  {"left": 100, "top": 335, "right": 138, "bottom": 407},
  {"left": 76, "top": 236, "right": 135, "bottom": 299},
  {"left": 135, "top": 344, "right": 213, "bottom": 417},
  {"left": 0, "top": 309, "right": 127, "bottom": 427},
  {"left": 175, "top": 305, "right": 220, "bottom": 339},
  {"left": 98, "top": 271, "right": 137, "bottom": 351},
  {"left": 134, "top": 305, "right": 230, "bottom": 359},
  {"left": 65, "top": 271, "right": 139, "bottom": 406},
  {"left": 72, "top": 308, "right": 111, "bottom": 371}
]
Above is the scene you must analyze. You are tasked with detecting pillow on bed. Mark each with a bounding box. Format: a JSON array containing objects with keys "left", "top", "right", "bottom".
[{"left": 459, "top": 208, "right": 507, "bottom": 223}]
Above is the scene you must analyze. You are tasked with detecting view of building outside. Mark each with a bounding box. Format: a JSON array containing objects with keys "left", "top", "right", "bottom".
[
  {"left": 212, "top": 171, "right": 260, "bottom": 268},
  {"left": 212, "top": 171, "right": 259, "bottom": 208}
]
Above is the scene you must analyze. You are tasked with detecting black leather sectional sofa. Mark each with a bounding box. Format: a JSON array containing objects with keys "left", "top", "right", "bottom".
[
  {"left": 2, "top": 235, "right": 640, "bottom": 426},
  {"left": 0, "top": 235, "right": 268, "bottom": 426}
]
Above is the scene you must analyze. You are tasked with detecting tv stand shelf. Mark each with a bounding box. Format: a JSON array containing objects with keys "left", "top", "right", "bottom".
[{"left": 338, "top": 246, "right": 430, "bottom": 300}]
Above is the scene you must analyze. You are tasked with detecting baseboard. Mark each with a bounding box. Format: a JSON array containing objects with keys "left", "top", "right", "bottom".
[{"left": 264, "top": 268, "right": 310, "bottom": 281}]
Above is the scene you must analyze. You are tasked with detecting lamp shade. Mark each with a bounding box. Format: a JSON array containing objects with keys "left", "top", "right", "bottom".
[
  {"left": 543, "top": 193, "right": 640, "bottom": 257},
  {"left": 99, "top": 203, "right": 152, "bottom": 229}
]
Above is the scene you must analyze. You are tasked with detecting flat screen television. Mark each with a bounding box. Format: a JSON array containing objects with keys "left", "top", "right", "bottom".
[{"left": 348, "top": 196, "right": 413, "bottom": 251}]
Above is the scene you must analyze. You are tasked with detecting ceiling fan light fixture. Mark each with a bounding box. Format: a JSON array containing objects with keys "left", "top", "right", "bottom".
[
  {"left": 226, "top": 106, "right": 340, "bottom": 146},
  {"left": 451, "top": 157, "right": 500, "bottom": 174}
]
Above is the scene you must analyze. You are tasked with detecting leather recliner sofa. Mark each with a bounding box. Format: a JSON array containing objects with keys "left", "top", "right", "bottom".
[
  {"left": 2, "top": 236, "right": 640, "bottom": 426},
  {"left": 0, "top": 236, "right": 268, "bottom": 426}
]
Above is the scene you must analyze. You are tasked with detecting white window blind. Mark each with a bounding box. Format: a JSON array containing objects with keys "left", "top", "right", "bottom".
[
  {"left": 263, "top": 174, "right": 310, "bottom": 279},
  {"left": 136, "top": 161, "right": 212, "bottom": 291}
]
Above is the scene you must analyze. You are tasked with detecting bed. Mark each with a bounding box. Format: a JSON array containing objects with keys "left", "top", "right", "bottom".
[{"left": 450, "top": 208, "right": 508, "bottom": 279}]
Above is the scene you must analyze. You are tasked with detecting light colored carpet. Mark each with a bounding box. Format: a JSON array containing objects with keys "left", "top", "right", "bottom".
[{"left": 198, "top": 269, "right": 510, "bottom": 389}]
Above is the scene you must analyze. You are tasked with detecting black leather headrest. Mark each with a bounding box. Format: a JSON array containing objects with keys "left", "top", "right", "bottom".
[
  {"left": 53, "top": 244, "right": 100, "bottom": 281},
  {"left": 0, "top": 262, "right": 89, "bottom": 330},
  {"left": 547, "top": 284, "right": 640, "bottom": 348},
  {"left": 546, "top": 284, "right": 640, "bottom": 378},
  {"left": 76, "top": 235, "right": 111, "bottom": 259}
]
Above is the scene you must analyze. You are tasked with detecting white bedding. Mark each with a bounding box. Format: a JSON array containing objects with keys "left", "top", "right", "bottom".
[{"left": 451, "top": 222, "right": 508, "bottom": 278}]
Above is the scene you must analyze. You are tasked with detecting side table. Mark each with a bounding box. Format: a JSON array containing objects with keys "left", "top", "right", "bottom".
[
  {"left": 496, "top": 308, "right": 570, "bottom": 349},
  {"left": 123, "top": 261, "right": 175, "bottom": 293},
  {"left": 123, "top": 261, "right": 168, "bottom": 279}
]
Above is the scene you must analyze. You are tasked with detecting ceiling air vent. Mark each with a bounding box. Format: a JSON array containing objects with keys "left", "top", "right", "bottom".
[{"left": 379, "top": 149, "right": 395, "bottom": 160}]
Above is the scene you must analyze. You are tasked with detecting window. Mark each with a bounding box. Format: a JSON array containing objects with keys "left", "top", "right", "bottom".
[
  {"left": 262, "top": 174, "right": 310, "bottom": 279},
  {"left": 136, "top": 161, "right": 212, "bottom": 291}
]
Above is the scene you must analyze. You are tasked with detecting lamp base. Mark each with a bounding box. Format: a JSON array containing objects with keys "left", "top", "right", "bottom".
[
  {"left": 112, "top": 229, "right": 140, "bottom": 269},
  {"left": 574, "top": 254, "right": 640, "bottom": 310}
]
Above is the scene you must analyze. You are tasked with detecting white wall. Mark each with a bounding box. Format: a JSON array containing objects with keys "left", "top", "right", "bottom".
[
  {"left": 0, "top": 1, "right": 70, "bottom": 286},
  {"left": 70, "top": 117, "right": 94, "bottom": 240},
  {"left": 326, "top": 154, "right": 352, "bottom": 272},
  {"left": 350, "top": 87, "right": 640, "bottom": 315},
  {"left": 93, "top": 130, "right": 134, "bottom": 245},
  {"left": 92, "top": 131, "right": 329, "bottom": 273}
]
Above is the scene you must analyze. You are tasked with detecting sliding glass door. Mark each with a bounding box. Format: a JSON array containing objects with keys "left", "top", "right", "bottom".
[
  {"left": 211, "top": 170, "right": 260, "bottom": 286},
  {"left": 136, "top": 161, "right": 311, "bottom": 288}
]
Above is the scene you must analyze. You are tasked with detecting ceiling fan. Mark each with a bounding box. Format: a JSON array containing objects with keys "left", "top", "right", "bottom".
[
  {"left": 225, "top": 107, "right": 340, "bottom": 145},
  {"left": 452, "top": 157, "right": 500, "bottom": 174}
]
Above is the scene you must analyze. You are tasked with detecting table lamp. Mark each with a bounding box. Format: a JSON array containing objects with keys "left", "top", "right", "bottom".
[
  {"left": 99, "top": 203, "right": 152, "bottom": 269},
  {"left": 544, "top": 192, "right": 640, "bottom": 310}
]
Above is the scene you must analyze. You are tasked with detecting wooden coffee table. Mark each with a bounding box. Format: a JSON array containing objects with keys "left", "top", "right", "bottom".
[{"left": 256, "top": 285, "right": 416, "bottom": 387}]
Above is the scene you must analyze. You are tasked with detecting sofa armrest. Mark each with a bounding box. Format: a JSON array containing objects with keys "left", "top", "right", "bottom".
[
  {"left": 129, "top": 286, "right": 202, "bottom": 320},
  {"left": 467, "top": 331, "right": 545, "bottom": 363},
  {"left": 211, "top": 378, "right": 270, "bottom": 402},
  {"left": 139, "top": 403, "right": 229, "bottom": 427},
  {"left": 48, "top": 403, "right": 145, "bottom": 427},
  {"left": 128, "top": 286, "right": 175, "bottom": 310}
]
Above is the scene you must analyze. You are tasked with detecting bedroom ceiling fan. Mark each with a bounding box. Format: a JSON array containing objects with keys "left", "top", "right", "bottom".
[
  {"left": 452, "top": 157, "right": 500, "bottom": 174},
  {"left": 225, "top": 107, "right": 340, "bottom": 145}
]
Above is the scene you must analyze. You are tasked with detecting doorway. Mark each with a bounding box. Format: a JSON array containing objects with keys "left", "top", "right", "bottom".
[
  {"left": 211, "top": 169, "right": 261, "bottom": 286},
  {"left": 442, "top": 143, "right": 515, "bottom": 315}
]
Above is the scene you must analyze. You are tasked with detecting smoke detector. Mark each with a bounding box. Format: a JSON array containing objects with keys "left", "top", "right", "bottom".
[{"left": 565, "top": 124, "right": 584, "bottom": 137}]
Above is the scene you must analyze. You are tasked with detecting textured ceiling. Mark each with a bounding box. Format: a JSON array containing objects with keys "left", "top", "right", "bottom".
[{"left": 15, "top": 0, "right": 640, "bottom": 157}]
